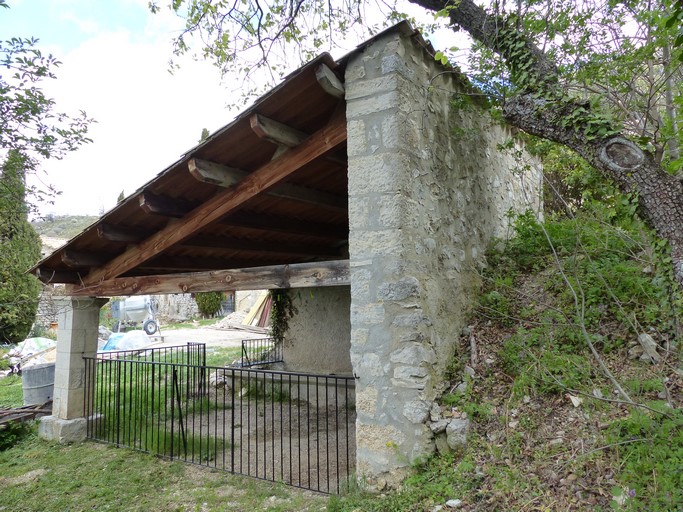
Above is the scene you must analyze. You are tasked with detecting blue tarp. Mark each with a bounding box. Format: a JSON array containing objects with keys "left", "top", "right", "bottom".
[{"left": 100, "top": 330, "right": 153, "bottom": 352}]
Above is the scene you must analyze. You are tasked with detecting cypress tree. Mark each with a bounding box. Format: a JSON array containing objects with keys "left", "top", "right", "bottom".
[{"left": 0, "top": 151, "right": 42, "bottom": 343}]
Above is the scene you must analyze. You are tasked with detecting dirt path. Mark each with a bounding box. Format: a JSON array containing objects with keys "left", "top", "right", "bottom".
[{"left": 154, "top": 327, "right": 266, "bottom": 348}]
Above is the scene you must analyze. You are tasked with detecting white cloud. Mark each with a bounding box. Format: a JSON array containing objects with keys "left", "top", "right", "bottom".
[{"left": 36, "top": 24, "right": 233, "bottom": 216}]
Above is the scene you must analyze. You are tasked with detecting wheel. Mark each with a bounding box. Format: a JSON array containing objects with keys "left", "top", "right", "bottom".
[{"left": 143, "top": 319, "right": 158, "bottom": 335}]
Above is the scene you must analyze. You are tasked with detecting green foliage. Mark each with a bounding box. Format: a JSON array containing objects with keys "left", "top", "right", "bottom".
[
  {"left": 31, "top": 215, "right": 98, "bottom": 239},
  {"left": 0, "top": 421, "right": 33, "bottom": 451},
  {"left": 1, "top": 29, "right": 92, "bottom": 208},
  {"left": 0, "top": 151, "right": 42, "bottom": 344},
  {"left": 269, "top": 289, "right": 296, "bottom": 343},
  {"left": 329, "top": 454, "right": 465, "bottom": 512},
  {"left": 478, "top": 290, "right": 514, "bottom": 326},
  {"left": 496, "top": 208, "right": 680, "bottom": 336},
  {"left": 500, "top": 329, "right": 594, "bottom": 396},
  {"left": 194, "top": 291, "right": 224, "bottom": 318},
  {"left": 607, "top": 408, "right": 683, "bottom": 510}
]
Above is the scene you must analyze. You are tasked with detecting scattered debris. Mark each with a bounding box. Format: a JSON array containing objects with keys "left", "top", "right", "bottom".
[
  {"left": 637, "top": 333, "right": 661, "bottom": 363},
  {"left": 0, "top": 401, "right": 52, "bottom": 426}
]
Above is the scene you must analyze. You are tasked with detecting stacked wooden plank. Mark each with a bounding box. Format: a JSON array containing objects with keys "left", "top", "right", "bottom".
[
  {"left": 242, "top": 292, "right": 273, "bottom": 328},
  {"left": 0, "top": 401, "right": 52, "bottom": 427}
]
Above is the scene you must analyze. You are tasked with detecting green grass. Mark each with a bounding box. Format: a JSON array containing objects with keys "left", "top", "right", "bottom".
[
  {"left": 0, "top": 374, "right": 23, "bottom": 408},
  {"left": 0, "top": 427, "right": 327, "bottom": 512},
  {"left": 205, "top": 346, "right": 242, "bottom": 367}
]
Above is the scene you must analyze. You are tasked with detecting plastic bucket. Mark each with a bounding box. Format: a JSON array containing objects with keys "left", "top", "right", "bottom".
[{"left": 22, "top": 362, "right": 56, "bottom": 406}]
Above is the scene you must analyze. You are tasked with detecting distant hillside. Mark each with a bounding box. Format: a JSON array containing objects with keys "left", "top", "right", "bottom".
[{"left": 32, "top": 215, "right": 99, "bottom": 240}]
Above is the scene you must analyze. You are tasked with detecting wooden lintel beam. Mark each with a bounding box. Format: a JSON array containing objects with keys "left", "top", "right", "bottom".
[
  {"left": 67, "top": 259, "right": 350, "bottom": 296},
  {"left": 61, "top": 251, "right": 109, "bottom": 268},
  {"left": 315, "top": 64, "right": 345, "bottom": 98},
  {"left": 82, "top": 109, "right": 347, "bottom": 286},
  {"left": 189, "top": 158, "right": 347, "bottom": 211},
  {"left": 250, "top": 114, "right": 308, "bottom": 147},
  {"left": 97, "top": 224, "right": 149, "bottom": 243}
]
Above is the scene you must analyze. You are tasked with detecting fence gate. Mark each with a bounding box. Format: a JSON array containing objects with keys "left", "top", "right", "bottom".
[{"left": 83, "top": 343, "right": 356, "bottom": 494}]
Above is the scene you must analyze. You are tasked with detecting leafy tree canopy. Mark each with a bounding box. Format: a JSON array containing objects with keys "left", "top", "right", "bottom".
[{"left": 0, "top": 0, "right": 93, "bottom": 211}]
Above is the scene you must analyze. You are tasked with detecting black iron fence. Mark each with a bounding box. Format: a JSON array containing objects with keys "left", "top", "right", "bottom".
[
  {"left": 240, "top": 337, "right": 283, "bottom": 367},
  {"left": 83, "top": 343, "right": 355, "bottom": 494}
]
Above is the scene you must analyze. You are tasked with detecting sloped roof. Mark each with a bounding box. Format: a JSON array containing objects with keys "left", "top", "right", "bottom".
[{"left": 30, "top": 22, "right": 439, "bottom": 296}]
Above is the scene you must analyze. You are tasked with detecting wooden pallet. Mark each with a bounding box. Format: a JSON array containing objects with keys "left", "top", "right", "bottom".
[{"left": 0, "top": 401, "right": 52, "bottom": 427}]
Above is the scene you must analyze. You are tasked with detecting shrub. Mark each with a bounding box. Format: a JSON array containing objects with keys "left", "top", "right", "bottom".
[
  {"left": 0, "top": 421, "right": 33, "bottom": 451},
  {"left": 194, "top": 291, "right": 224, "bottom": 318}
]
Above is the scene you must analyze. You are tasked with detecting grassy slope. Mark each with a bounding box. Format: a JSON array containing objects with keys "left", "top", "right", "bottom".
[
  {"left": 332, "top": 210, "right": 682, "bottom": 512},
  {"left": 32, "top": 215, "right": 98, "bottom": 239}
]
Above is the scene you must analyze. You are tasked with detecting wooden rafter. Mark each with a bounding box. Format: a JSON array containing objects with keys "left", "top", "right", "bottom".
[
  {"left": 61, "top": 251, "right": 108, "bottom": 268},
  {"left": 81, "top": 108, "right": 347, "bottom": 286},
  {"left": 66, "top": 260, "right": 350, "bottom": 296},
  {"left": 315, "top": 64, "right": 345, "bottom": 98},
  {"left": 97, "top": 224, "right": 150, "bottom": 243},
  {"left": 35, "top": 268, "right": 82, "bottom": 284},
  {"left": 182, "top": 235, "right": 344, "bottom": 257},
  {"left": 221, "top": 212, "right": 348, "bottom": 240},
  {"left": 250, "top": 114, "right": 308, "bottom": 147},
  {"left": 189, "top": 158, "right": 347, "bottom": 211}
]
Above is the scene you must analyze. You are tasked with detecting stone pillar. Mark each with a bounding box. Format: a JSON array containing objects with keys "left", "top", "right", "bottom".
[
  {"left": 39, "top": 296, "right": 108, "bottom": 443},
  {"left": 345, "top": 31, "right": 435, "bottom": 488},
  {"left": 345, "top": 27, "right": 541, "bottom": 488}
]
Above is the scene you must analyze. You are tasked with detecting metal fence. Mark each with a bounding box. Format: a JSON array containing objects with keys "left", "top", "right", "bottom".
[
  {"left": 83, "top": 343, "right": 355, "bottom": 494},
  {"left": 240, "top": 337, "right": 283, "bottom": 367}
]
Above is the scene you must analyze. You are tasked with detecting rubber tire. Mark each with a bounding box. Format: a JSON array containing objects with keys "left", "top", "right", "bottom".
[{"left": 143, "top": 319, "right": 158, "bottom": 335}]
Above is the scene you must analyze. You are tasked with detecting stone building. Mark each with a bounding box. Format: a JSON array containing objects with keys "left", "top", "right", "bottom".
[{"left": 30, "top": 22, "right": 541, "bottom": 488}]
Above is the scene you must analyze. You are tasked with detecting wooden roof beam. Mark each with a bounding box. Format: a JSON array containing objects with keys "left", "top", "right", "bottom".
[
  {"left": 82, "top": 108, "right": 347, "bottom": 285},
  {"left": 315, "top": 64, "right": 345, "bottom": 98},
  {"left": 139, "top": 192, "right": 196, "bottom": 218},
  {"left": 182, "top": 235, "right": 344, "bottom": 257},
  {"left": 35, "top": 268, "right": 83, "bottom": 284},
  {"left": 61, "top": 251, "right": 109, "bottom": 268},
  {"left": 97, "top": 223, "right": 151, "bottom": 243},
  {"left": 221, "top": 212, "right": 348, "bottom": 240},
  {"left": 249, "top": 113, "right": 347, "bottom": 166},
  {"left": 250, "top": 114, "right": 308, "bottom": 147},
  {"left": 67, "top": 259, "right": 350, "bottom": 296},
  {"left": 189, "top": 158, "right": 347, "bottom": 212}
]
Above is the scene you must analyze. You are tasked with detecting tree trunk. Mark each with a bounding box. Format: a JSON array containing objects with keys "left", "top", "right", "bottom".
[{"left": 410, "top": 0, "right": 683, "bottom": 288}]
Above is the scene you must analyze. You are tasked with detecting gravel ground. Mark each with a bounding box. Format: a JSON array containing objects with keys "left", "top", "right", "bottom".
[{"left": 154, "top": 327, "right": 267, "bottom": 348}]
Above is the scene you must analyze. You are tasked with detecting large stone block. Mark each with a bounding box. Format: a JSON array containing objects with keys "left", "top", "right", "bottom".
[{"left": 39, "top": 416, "right": 87, "bottom": 443}]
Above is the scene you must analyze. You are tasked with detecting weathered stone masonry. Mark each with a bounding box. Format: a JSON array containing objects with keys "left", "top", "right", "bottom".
[{"left": 345, "top": 28, "right": 541, "bottom": 485}]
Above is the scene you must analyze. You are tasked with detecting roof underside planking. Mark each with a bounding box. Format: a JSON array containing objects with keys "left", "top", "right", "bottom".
[{"left": 30, "top": 23, "right": 437, "bottom": 297}]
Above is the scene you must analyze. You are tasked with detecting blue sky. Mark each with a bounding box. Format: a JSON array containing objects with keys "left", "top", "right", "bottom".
[{"left": 0, "top": 0, "right": 150, "bottom": 52}]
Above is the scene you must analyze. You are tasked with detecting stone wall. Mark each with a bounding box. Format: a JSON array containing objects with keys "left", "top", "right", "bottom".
[
  {"left": 345, "top": 28, "right": 542, "bottom": 486},
  {"left": 154, "top": 293, "right": 199, "bottom": 322},
  {"left": 283, "top": 286, "right": 352, "bottom": 375}
]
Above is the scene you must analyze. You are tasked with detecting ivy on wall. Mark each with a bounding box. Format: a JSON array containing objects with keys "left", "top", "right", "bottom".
[{"left": 269, "top": 289, "right": 297, "bottom": 343}]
